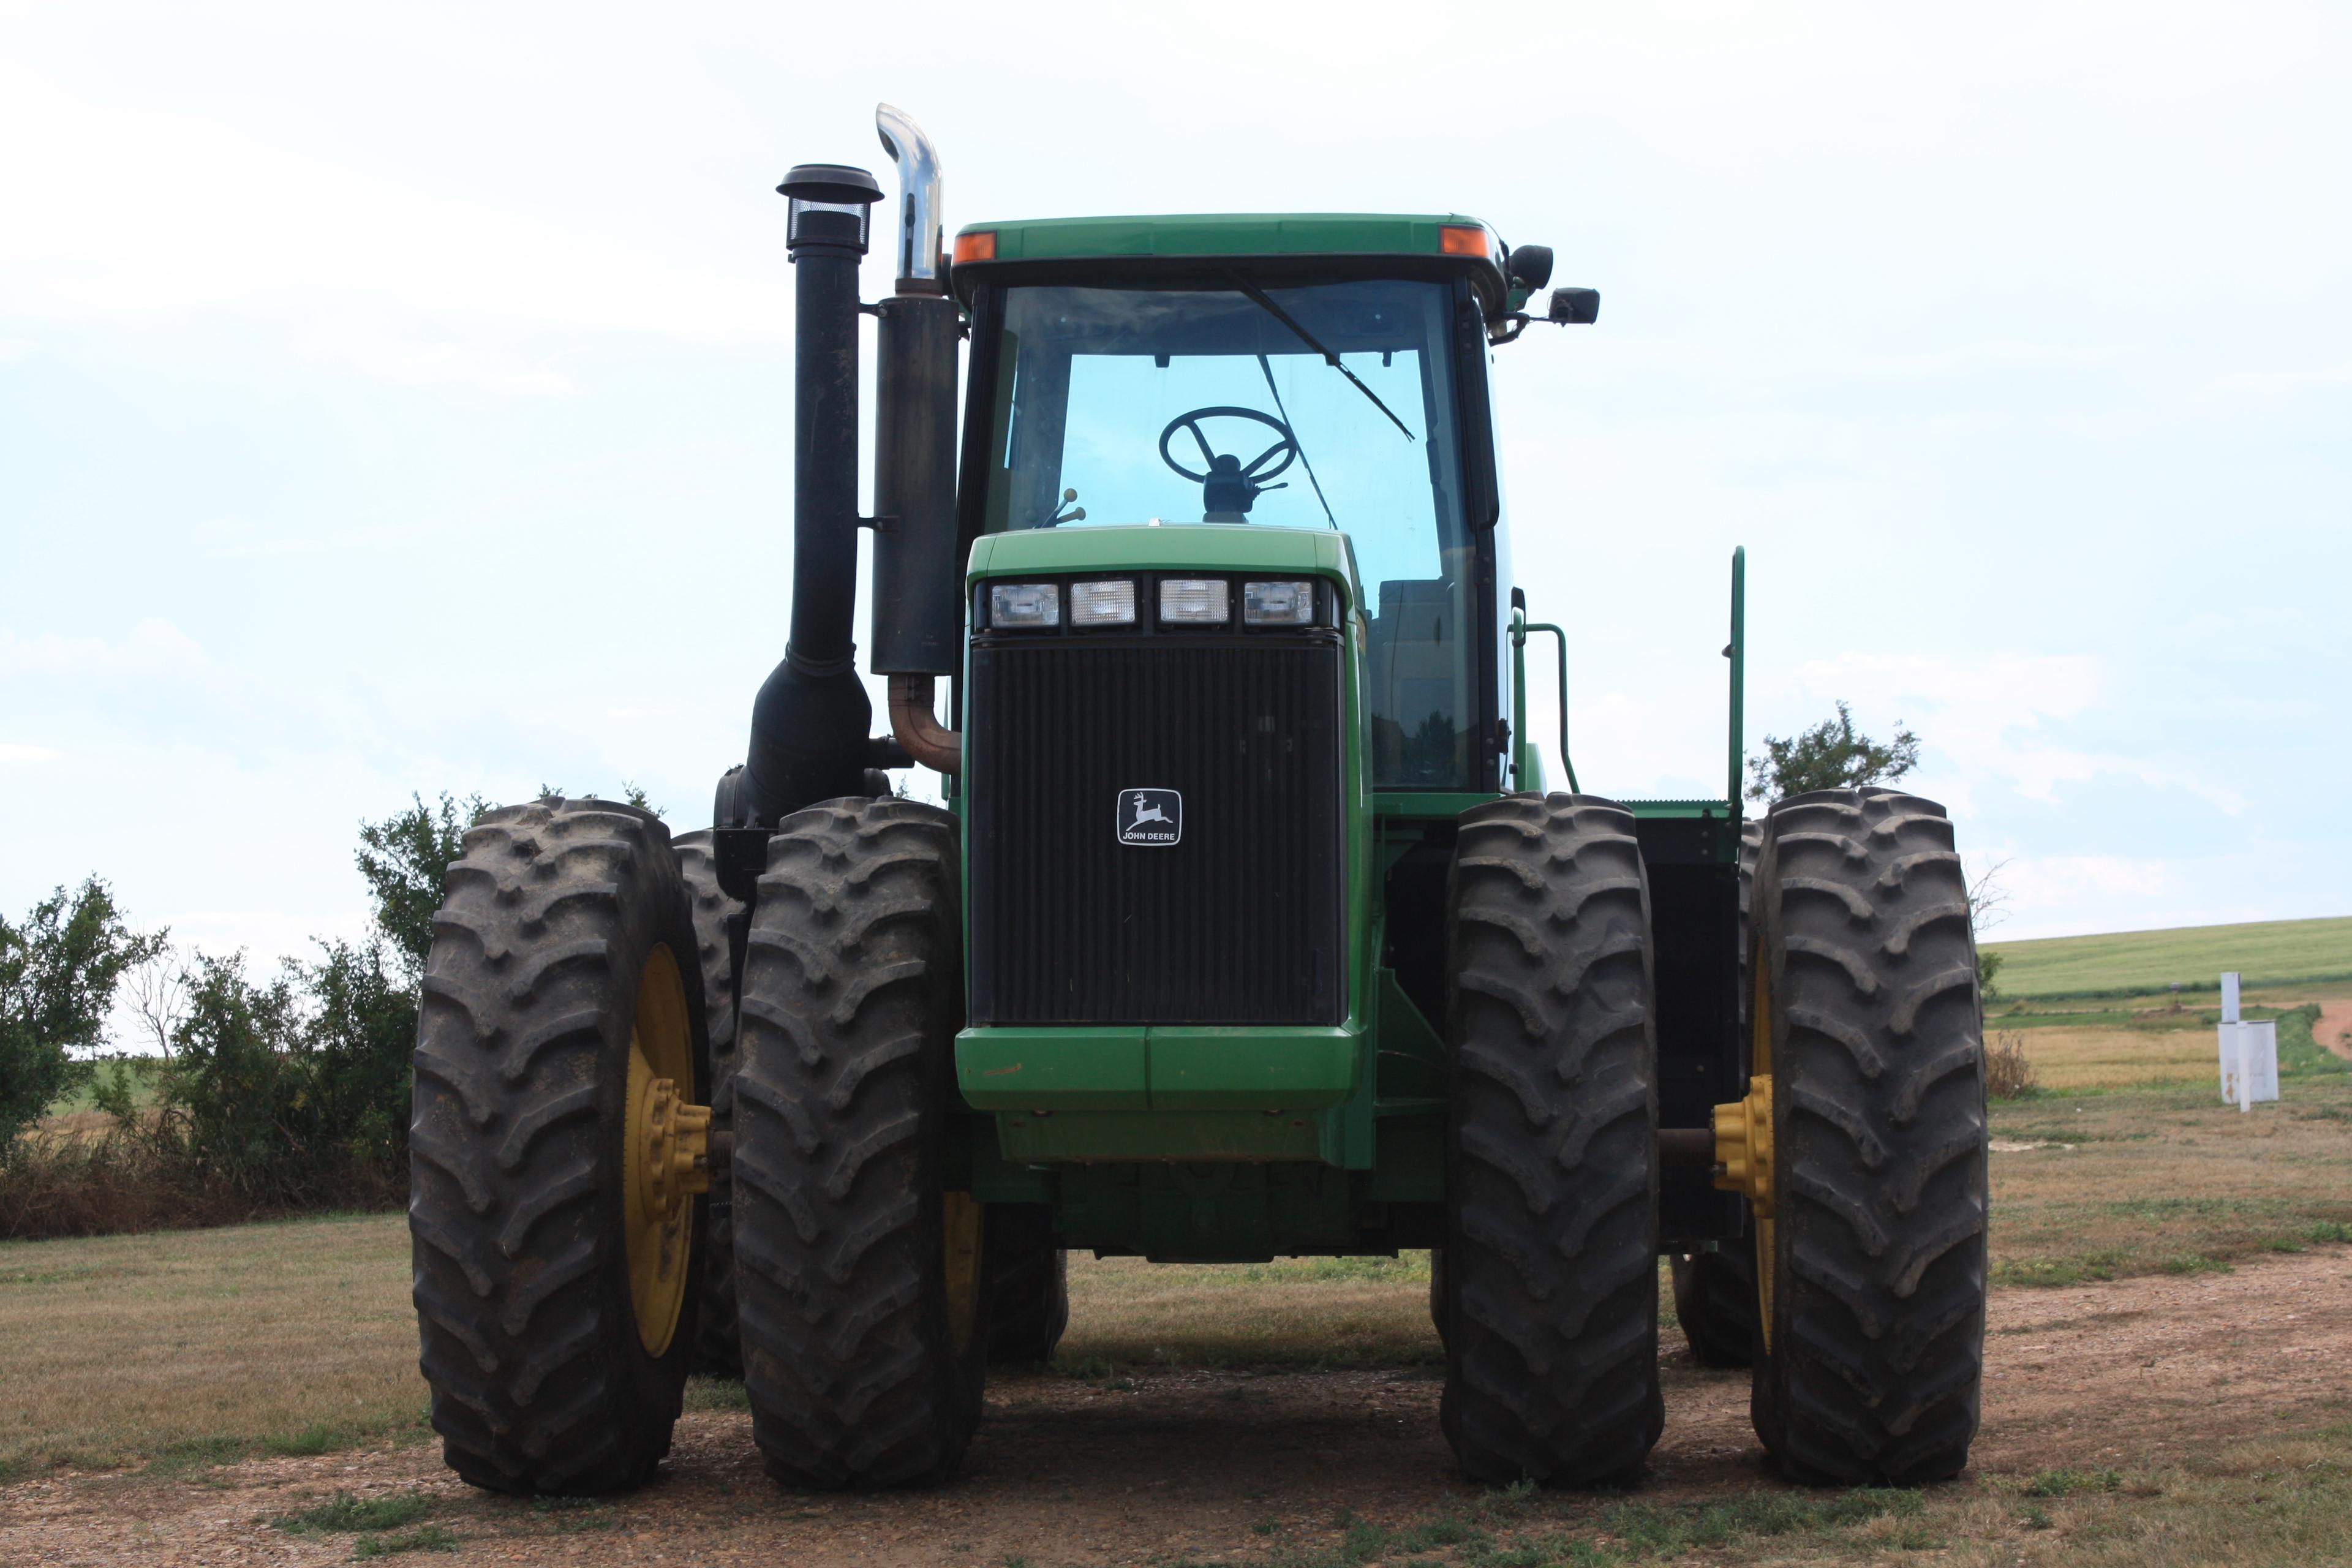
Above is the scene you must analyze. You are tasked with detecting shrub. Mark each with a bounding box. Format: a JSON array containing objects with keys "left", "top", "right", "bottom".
[{"left": 1986, "top": 1031, "right": 2040, "bottom": 1098}]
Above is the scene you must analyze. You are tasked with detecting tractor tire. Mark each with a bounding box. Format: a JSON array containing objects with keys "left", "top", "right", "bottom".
[
  {"left": 1670, "top": 1247, "right": 1758, "bottom": 1367},
  {"left": 673, "top": 830, "right": 748, "bottom": 1378},
  {"left": 1749, "top": 788, "right": 1988, "bottom": 1485},
  {"left": 730, "top": 798, "right": 989, "bottom": 1489},
  {"left": 409, "top": 797, "right": 708, "bottom": 1495},
  {"left": 1440, "top": 794, "right": 1664, "bottom": 1487},
  {"left": 1669, "top": 819, "right": 1766, "bottom": 1369},
  {"left": 984, "top": 1206, "right": 1069, "bottom": 1365}
]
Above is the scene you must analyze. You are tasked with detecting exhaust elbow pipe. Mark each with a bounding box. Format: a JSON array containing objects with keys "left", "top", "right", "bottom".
[
  {"left": 875, "top": 104, "right": 944, "bottom": 293},
  {"left": 889, "top": 675, "right": 961, "bottom": 774}
]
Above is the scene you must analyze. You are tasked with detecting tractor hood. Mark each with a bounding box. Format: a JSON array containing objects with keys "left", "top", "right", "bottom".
[{"left": 966, "top": 522, "right": 1364, "bottom": 612}]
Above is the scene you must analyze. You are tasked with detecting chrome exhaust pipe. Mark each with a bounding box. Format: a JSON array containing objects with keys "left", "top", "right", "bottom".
[{"left": 875, "top": 103, "right": 944, "bottom": 294}]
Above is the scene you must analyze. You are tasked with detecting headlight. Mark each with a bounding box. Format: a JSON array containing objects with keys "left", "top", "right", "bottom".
[
  {"left": 1069, "top": 579, "right": 1137, "bottom": 626},
  {"left": 1243, "top": 581, "right": 1317, "bottom": 625},
  {"left": 1158, "top": 579, "right": 1230, "bottom": 624},
  {"left": 989, "top": 582, "right": 1060, "bottom": 628}
]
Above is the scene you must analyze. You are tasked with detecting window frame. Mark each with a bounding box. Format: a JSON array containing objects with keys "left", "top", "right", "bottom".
[{"left": 954, "top": 265, "right": 1506, "bottom": 794}]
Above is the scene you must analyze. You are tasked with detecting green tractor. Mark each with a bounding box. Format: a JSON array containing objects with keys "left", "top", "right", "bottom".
[{"left": 408, "top": 105, "right": 1989, "bottom": 1495}]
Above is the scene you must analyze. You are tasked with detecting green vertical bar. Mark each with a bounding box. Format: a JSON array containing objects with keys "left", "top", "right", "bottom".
[
  {"left": 1728, "top": 546, "right": 1746, "bottom": 816},
  {"left": 1510, "top": 606, "right": 1529, "bottom": 790}
]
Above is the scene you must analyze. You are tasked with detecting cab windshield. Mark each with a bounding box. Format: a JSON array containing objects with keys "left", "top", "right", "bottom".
[{"left": 976, "top": 277, "right": 1480, "bottom": 788}]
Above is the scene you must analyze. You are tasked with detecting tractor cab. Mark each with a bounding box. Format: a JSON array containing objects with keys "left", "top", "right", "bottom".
[{"left": 950, "top": 217, "right": 1556, "bottom": 793}]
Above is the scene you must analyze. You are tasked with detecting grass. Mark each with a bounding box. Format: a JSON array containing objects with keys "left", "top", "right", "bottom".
[
  {"left": 1981, "top": 915, "right": 2352, "bottom": 1000},
  {"left": 352, "top": 1523, "right": 461, "bottom": 1556},
  {"left": 1980, "top": 999, "right": 2342, "bottom": 1093},
  {"left": 276, "top": 1491, "right": 435, "bottom": 1534},
  {"left": 1058, "top": 1251, "right": 1439, "bottom": 1372},
  {"left": 1985, "top": 1065, "right": 2352, "bottom": 1286},
  {"left": 0, "top": 1210, "right": 426, "bottom": 1478}
]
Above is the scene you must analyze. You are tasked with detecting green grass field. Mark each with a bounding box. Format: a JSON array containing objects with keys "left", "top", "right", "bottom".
[{"left": 1983, "top": 916, "right": 2352, "bottom": 1000}]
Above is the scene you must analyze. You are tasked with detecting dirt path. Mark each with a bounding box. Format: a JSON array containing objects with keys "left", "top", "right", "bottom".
[
  {"left": 2313, "top": 1000, "right": 2352, "bottom": 1060},
  {"left": 6, "top": 1249, "right": 2348, "bottom": 1567}
]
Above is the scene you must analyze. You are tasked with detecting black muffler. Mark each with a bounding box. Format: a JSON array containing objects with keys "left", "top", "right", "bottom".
[
  {"left": 871, "top": 106, "right": 965, "bottom": 773},
  {"left": 870, "top": 107, "right": 962, "bottom": 682},
  {"left": 737, "top": 163, "right": 885, "bottom": 830}
]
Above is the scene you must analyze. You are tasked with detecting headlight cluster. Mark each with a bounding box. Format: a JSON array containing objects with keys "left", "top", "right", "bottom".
[
  {"left": 987, "top": 579, "right": 1322, "bottom": 630},
  {"left": 987, "top": 582, "right": 1060, "bottom": 627}
]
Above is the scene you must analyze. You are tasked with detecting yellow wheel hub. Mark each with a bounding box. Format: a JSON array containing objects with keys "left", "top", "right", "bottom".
[
  {"left": 1711, "top": 952, "right": 1777, "bottom": 1350},
  {"left": 941, "top": 1190, "right": 984, "bottom": 1356},
  {"left": 622, "top": 944, "right": 710, "bottom": 1358}
]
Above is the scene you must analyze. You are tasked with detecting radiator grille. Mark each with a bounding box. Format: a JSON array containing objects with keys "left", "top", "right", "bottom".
[{"left": 967, "top": 638, "right": 1344, "bottom": 1025}]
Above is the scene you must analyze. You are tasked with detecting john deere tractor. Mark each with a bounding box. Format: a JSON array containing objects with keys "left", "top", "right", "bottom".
[{"left": 408, "top": 105, "right": 1989, "bottom": 1494}]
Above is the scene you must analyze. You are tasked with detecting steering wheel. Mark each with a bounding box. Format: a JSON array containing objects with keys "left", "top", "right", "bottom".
[{"left": 1158, "top": 405, "right": 1298, "bottom": 519}]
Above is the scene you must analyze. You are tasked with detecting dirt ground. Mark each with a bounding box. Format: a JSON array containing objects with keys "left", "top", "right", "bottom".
[
  {"left": 2313, "top": 999, "right": 2352, "bottom": 1060},
  {"left": 4, "top": 1247, "right": 2345, "bottom": 1567}
]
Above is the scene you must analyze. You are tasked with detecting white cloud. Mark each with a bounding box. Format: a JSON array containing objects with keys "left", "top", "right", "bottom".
[
  {"left": 2207, "top": 361, "right": 2352, "bottom": 398},
  {"left": 0, "top": 619, "right": 208, "bottom": 680},
  {"left": 1780, "top": 651, "right": 2245, "bottom": 815},
  {"left": 0, "top": 743, "right": 62, "bottom": 764}
]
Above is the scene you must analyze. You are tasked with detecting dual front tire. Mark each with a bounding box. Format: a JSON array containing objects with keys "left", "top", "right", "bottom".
[
  {"left": 1441, "top": 788, "right": 1985, "bottom": 1490},
  {"left": 410, "top": 795, "right": 986, "bottom": 1495}
]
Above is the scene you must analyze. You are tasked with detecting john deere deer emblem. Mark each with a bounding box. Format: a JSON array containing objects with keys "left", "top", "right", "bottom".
[{"left": 1117, "top": 788, "right": 1182, "bottom": 846}]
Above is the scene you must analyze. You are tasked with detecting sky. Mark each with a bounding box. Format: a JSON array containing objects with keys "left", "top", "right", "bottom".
[{"left": 2, "top": 1, "right": 2347, "bottom": 988}]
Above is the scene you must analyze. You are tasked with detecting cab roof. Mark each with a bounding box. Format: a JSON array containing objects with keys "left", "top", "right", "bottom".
[{"left": 948, "top": 213, "right": 1510, "bottom": 314}]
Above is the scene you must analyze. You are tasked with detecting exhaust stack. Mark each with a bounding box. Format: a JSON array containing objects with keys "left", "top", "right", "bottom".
[
  {"left": 870, "top": 107, "right": 966, "bottom": 767},
  {"left": 737, "top": 163, "right": 884, "bottom": 829}
]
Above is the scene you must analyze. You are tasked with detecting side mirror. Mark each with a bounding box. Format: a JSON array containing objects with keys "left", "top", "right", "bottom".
[
  {"left": 1506, "top": 243, "right": 1554, "bottom": 292},
  {"left": 1547, "top": 287, "right": 1599, "bottom": 325}
]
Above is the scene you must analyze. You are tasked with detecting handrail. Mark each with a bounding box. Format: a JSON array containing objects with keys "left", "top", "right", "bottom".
[
  {"left": 1727, "top": 546, "right": 1746, "bottom": 818},
  {"left": 1512, "top": 616, "right": 1578, "bottom": 794}
]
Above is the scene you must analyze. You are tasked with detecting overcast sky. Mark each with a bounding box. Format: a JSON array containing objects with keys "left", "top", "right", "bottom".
[{"left": 3, "top": 1, "right": 2346, "bottom": 977}]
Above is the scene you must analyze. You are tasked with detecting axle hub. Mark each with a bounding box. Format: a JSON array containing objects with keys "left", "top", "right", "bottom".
[
  {"left": 636, "top": 1076, "right": 713, "bottom": 1224},
  {"left": 1711, "top": 1074, "right": 1774, "bottom": 1216}
]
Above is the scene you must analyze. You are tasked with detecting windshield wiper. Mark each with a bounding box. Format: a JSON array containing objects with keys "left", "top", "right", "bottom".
[
  {"left": 1227, "top": 273, "right": 1417, "bottom": 443},
  {"left": 1257, "top": 354, "right": 1336, "bottom": 529}
]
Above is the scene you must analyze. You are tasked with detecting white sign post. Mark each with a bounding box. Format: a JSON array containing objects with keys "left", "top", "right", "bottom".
[{"left": 2217, "top": 971, "right": 2279, "bottom": 1109}]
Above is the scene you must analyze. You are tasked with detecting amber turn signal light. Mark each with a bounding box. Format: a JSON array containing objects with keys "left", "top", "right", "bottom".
[{"left": 1438, "top": 224, "right": 1490, "bottom": 258}]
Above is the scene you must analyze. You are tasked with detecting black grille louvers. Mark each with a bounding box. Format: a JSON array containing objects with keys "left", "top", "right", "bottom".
[{"left": 967, "top": 627, "right": 1345, "bottom": 1026}]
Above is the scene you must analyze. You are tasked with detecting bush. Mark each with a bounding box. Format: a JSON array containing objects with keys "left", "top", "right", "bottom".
[
  {"left": 1985, "top": 1031, "right": 2040, "bottom": 1098},
  {"left": 1, "top": 881, "right": 161, "bottom": 1152}
]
